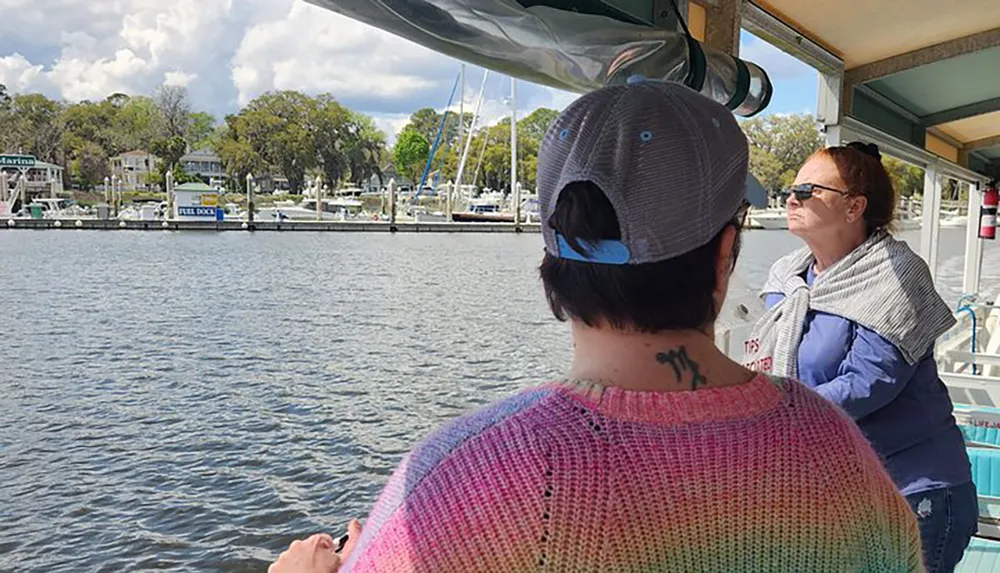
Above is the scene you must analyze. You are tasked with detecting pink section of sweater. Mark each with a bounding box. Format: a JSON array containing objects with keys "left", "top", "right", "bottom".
[{"left": 341, "top": 375, "right": 925, "bottom": 572}]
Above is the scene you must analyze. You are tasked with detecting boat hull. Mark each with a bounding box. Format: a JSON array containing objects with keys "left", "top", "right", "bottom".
[{"left": 451, "top": 212, "right": 516, "bottom": 223}]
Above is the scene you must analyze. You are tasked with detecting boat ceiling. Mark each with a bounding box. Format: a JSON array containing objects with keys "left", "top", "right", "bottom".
[{"left": 754, "top": 0, "right": 1000, "bottom": 177}]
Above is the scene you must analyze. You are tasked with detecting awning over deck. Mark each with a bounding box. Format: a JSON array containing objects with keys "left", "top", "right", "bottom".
[{"left": 747, "top": 0, "right": 1000, "bottom": 180}]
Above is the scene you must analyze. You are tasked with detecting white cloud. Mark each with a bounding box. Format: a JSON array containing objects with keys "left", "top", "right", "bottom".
[
  {"left": 371, "top": 113, "right": 411, "bottom": 145},
  {"left": 164, "top": 71, "right": 197, "bottom": 87},
  {"left": 0, "top": 54, "right": 48, "bottom": 93},
  {"left": 231, "top": 2, "right": 442, "bottom": 107},
  {"left": 47, "top": 49, "right": 149, "bottom": 100},
  {"left": 0, "top": 0, "right": 252, "bottom": 105},
  {"left": 0, "top": 0, "right": 796, "bottom": 144}
]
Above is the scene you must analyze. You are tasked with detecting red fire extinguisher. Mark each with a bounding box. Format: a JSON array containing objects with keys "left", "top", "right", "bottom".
[{"left": 979, "top": 181, "right": 998, "bottom": 240}]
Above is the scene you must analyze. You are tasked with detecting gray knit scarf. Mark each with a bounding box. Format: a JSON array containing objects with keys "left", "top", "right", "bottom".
[{"left": 744, "top": 230, "right": 956, "bottom": 378}]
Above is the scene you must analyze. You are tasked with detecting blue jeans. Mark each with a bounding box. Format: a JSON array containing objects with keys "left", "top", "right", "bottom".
[{"left": 906, "top": 482, "right": 979, "bottom": 573}]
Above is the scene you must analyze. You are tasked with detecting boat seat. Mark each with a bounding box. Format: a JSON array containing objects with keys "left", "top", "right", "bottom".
[
  {"left": 968, "top": 447, "right": 1000, "bottom": 539},
  {"left": 957, "top": 536, "right": 1000, "bottom": 572},
  {"left": 970, "top": 447, "right": 1000, "bottom": 499},
  {"left": 956, "top": 405, "right": 1000, "bottom": 448}
]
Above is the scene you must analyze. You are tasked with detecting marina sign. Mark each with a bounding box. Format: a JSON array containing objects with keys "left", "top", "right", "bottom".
[{"left": 0, "top": 155, "right": 37, "bottom": 168}]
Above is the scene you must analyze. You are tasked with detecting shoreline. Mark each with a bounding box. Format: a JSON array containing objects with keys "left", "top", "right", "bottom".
[{"left": 0, "top": 219, "right": 543, "bottom": 233}]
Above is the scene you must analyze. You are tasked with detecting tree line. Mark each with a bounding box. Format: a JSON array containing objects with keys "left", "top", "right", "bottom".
[
  {"left": 1, "top": 81, "right": 930, "bottom": 200},
  {"left": 0, "top": 83, "right": 215, "bottom": 190},
  {"left": 0, "top": 84, "right": 390, "bottom": 194},
  {"left": 742, "top": 113, "right": 926, "bottom": 199}
]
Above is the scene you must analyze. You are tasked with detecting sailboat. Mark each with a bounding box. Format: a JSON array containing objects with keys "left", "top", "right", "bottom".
[{"left": 451, "top": 76, "right": 532, "bottom": 223}]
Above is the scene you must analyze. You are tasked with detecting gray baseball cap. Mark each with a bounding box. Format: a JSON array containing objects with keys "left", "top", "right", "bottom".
[{"left": 538, "top": 77, "right": 768, "bottom": 265}]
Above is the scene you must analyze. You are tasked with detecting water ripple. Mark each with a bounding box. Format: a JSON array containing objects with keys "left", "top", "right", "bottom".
[
  {"left": 0, "top": 231, "right": 569, "bottom": 572},
  {"left": 1, "top": 228, "right": 986, "bottom": 571}
]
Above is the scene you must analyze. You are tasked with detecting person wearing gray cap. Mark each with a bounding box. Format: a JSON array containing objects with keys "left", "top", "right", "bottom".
[{"left": 269, "top": 80, "right": 925, "bottom": 573}]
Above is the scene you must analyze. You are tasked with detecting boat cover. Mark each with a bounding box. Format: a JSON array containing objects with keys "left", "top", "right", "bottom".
[{"left": 306, "top": 0, "right": 772, "bottom": 116}]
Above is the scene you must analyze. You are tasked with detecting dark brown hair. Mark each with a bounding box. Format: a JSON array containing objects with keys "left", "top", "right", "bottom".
[
  {"left": 812, "top": 142, "right": 896, "bottom": 235},
  {"left": 538, "top": 181, "right": 743, "bottom": 333}
]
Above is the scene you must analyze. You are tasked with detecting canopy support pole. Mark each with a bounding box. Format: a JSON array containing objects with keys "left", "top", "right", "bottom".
[
  {"left": 920, "top": 162, "right": 943, "bottom": 283},
  {"left": 963, "top": 182, "right": 984, "bottom": 296}
]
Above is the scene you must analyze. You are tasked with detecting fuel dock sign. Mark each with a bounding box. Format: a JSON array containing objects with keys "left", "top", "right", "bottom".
[{"left": 172, "top": 183, "right": 223, "bottom": 221}]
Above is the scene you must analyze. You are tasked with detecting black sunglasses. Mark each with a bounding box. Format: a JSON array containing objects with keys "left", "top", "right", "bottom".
[{"left": 781, "top": 183, "right": 850, "bottom": 202}]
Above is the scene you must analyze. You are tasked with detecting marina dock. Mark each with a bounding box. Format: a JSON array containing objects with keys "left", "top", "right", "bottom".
[{"left": 1, "top": 218, "right": 542, "bottom": 233}]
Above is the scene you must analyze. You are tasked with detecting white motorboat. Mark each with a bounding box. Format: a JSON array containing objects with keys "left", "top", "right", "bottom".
[
  {"left": 256, "top": 198, "right": 364, "bottom": 221},
  {"left": 748, "top": 208, "right": 788, "bottom": 230}
]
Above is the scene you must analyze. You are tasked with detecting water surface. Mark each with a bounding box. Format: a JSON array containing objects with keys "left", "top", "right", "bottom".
[{"left": 0, "top": 228, "right": 994, "bottom": 571}]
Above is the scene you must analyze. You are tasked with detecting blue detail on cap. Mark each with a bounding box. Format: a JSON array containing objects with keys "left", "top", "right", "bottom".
[
  {"left": 555, "top": 233, "right": 630, "bottom": 264},
  {"left": 626, "top": 74, "right": 646, "bottom": 85},
  {"left": 639, "top": 130, "right": 653, "bottom": 142},
  {"left": 559, "top": 128, "right": 571, "bottom": 141}
]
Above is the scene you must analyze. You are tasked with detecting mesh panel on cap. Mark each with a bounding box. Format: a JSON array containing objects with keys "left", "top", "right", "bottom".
[{"left": 537, "top": 81, "right": 749, "bottom": 264}]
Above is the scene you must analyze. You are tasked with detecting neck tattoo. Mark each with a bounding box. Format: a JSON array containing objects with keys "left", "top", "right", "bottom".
[{"left": 656, "top": 346, "right": 708, "bottom": 390}]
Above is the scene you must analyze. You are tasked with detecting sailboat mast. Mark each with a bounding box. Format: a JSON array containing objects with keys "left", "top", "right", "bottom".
[
  {"left": 458, "top": 65, "right": 465, "bottom": 165},
  {"left": 510, "top": 77, "right": 519, "bottom": 225},
  {"left": 451, "top": 69, "right": 489, "bottom": 219}
]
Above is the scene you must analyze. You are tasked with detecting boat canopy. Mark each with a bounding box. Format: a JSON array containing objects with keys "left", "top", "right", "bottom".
[
  {"left": 738, "top": 0, "right": 1000, "bottom": 182},
  {"left": 306, "top": 0, "right": 773, "bottom": 116},
  {"left": 311, "top": 0, "right": 1000, "bottom": 181}
]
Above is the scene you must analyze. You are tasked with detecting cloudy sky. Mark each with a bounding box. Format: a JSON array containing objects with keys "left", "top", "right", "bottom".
[{"left": 0, "top": 0, "right": 818, "bottom": 142}]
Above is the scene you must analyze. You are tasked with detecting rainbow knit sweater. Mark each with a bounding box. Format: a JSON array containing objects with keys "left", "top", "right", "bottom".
[{"left": 341, "top": 375, "right": 925, "bottom": 572}]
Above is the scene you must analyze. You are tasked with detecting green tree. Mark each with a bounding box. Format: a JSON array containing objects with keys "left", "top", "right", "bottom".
[
  {"left": 150, "top": 135, "right": 188, "bottom": 187},
  {"left": 151, "top": 136, "right": 187, "bottom": 169},
  {"left": 461, "top": 121, "right": 534, "bottom": 192},
  {"left": 187, "top": 111, "right": 217, "bottom": 150},
  {"left": 517, "top": 108, "right": 559, "bottom": 142},
  {"left": 404, "top": 108, "right": 442, "bottom": 145},
  {"left": 70, "top": 141, "right": 110, "bottom": 190},
  {"left": 309, "top": 95, "right": 351, "bottom": 188},
  {"left": 748, "top": 146, "right": 786, "bottom": 197},
  {"left": 62, "top": 100, "right": 121, "bottom": 157},
  {"left": 393, "top": 129, "right": 430, "bottom": 185},
  {"left": 343, "top": 111, "right": 387, "bottom": 187},
  {"left": 215, "top": 124, "right": 267, "bottom": 192},
  {"left": 882, "top": 156, "right": 924, "bottom": 198},
  {"left": 113, "top": 96, "right": 166, "bottom": 151},
  {"left": 740, "top": 113, "right": 823, "bottom": 196},
  {"left": 10, "top": 93, "right": 65, "bottom": 162},
  {"left": 238, "top": 91, "right": 318, "bottom": 193}
]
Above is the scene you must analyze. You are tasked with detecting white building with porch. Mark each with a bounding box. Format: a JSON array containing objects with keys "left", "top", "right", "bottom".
[
  {"left": 110, "top": 150, "right": 159, "bottom": 192},
  {"left": 0, "top": 155, "right": 65, "bottom": 213}
]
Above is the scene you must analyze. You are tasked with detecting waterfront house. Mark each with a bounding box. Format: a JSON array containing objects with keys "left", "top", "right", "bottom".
[
  {"left": 180, "top": 149, "right": 226, "bottom": 185},
  {"left": 110, "top": 150, "right": 158, "bottom": 192}
]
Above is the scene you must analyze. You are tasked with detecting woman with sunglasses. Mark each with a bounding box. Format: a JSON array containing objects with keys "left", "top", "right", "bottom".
[{"left": 746, "top": 142, "right": 977, "bottom": 572}]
